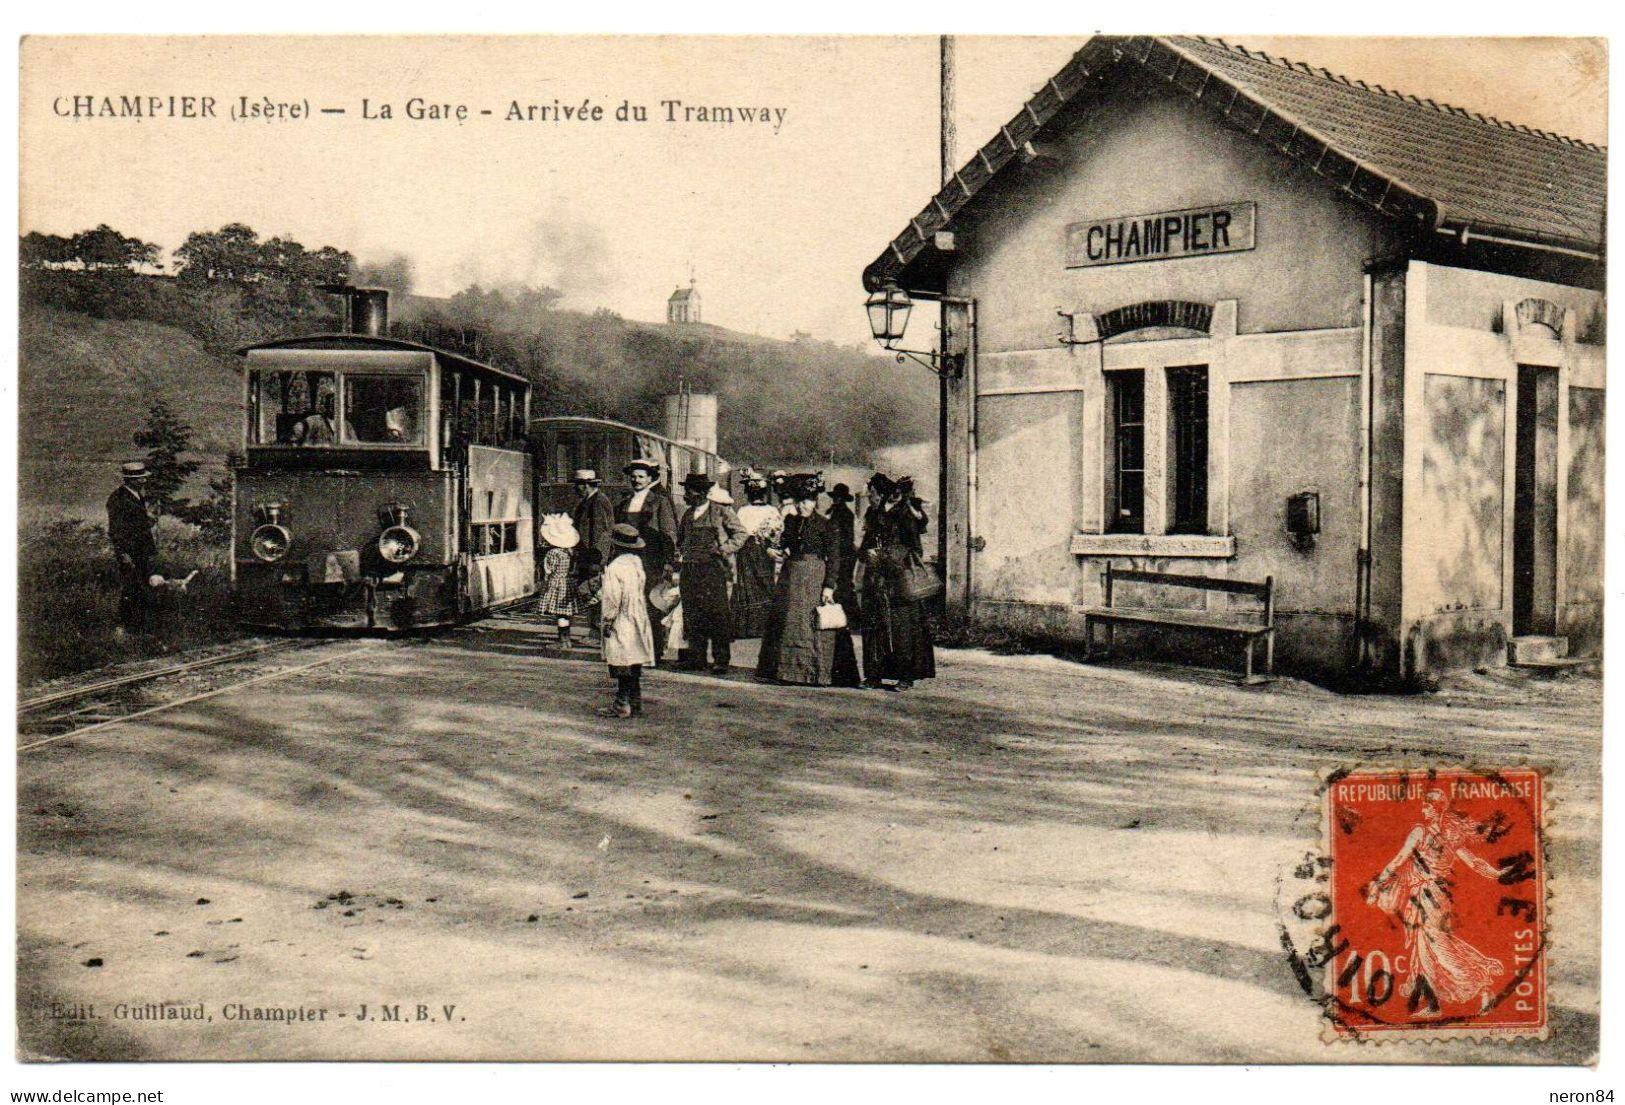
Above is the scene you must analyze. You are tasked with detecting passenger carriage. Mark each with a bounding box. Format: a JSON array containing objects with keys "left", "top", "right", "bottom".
[{"left": 529, "top": 415, "right": 742, "bottom": 517}]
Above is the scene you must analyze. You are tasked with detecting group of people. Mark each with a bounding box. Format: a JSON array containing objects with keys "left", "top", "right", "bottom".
[{"left": 537, "top": 461, "right": 937, "bottom": 719}]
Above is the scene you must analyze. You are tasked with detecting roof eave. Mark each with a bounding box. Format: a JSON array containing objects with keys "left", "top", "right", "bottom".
[{"left": 862, "top": 34, "right": 1602, "bottom": 290}]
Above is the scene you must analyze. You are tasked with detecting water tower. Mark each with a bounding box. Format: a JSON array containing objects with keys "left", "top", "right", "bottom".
[{"left": 664, "top": 383, "right": 718, "bottom": 456}]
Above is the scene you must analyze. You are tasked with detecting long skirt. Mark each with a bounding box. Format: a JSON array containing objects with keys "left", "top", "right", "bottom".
[
  {"left": 731, "top": 537, "right": 777, "bottom": 639},
  {"left": 757, "top": 556, "right": 860, "bottom": 687},
  {"left": 861, "top": 581, "right": 936, "bottom": 683},
  {"left": 680, "top": 555, "right": 734, "bottom": 643}
]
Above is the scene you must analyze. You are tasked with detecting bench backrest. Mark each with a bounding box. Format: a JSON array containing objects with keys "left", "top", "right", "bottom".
[{"left": 1104, "top": 563, "right": 1273, "bottom": 621}]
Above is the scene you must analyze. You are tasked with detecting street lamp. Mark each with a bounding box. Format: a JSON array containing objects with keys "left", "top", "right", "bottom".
[
  {"left": 865, "top": 282, "right": 959, "bottom": 376},
  {"left": 865, "top": 282, "right": 912, "bottom": 344}
]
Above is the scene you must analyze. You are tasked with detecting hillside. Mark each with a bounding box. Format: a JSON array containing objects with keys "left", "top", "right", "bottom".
[
  {"left": 19, "top": 275, "right": 937, "bottom": 520},
  {"left": 19, "top": 307, "right": 240, "bottom": 520}
]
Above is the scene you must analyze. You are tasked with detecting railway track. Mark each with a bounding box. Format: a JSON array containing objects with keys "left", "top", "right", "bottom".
[{"left": 17, "top": 639, "right": 384, "bottom": 752}]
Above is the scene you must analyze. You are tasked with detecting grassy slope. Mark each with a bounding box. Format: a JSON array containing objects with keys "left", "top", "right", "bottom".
[{"left": 19, "top": 306, "right": 240, "bottom": 521}]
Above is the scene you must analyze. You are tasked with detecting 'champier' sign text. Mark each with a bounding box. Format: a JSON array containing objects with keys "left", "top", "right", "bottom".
[{"left": 1066, "top": 202, "right": 1256, "bottom": 268}]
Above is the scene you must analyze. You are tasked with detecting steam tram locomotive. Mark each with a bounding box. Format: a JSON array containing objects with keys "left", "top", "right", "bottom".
[{"left": 232, "top": 287, "right": 537, "bottom": 630}]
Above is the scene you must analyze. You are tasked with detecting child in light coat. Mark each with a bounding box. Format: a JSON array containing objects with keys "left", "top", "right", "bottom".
[{"left": 598, "top": 523, "right": 656, "bottom": 718}]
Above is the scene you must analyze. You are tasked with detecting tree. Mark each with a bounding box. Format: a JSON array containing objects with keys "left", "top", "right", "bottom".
[
  {"left": 171, "top": 465, "right": 234, "bottom": 541},
  {"left": 19, "top": 231, "right": 73, "bottom": 269},
  {"left": 174, "top": 223, "right": 262, "bottom": 282},
  {"left": 174, "top": 223, "right": 353, "bottom": 285},
  {"left": 20, "top": 226, "right": 159, "bottom": 271},
  {"left": 133, "top": 398, "right": 200, "bottom": 515}
]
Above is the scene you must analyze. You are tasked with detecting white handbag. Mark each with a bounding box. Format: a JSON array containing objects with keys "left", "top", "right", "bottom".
[{"left": 815, "top": 603, "right": 848, "bottom": 630}]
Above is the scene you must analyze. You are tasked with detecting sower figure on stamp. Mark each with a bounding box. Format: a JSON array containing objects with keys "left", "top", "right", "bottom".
[
  {"left": 1365, "top": 788, "right": 1507, "bottom": 1015},
  {"left": 673, "top": 473, "right": 748, "bottom": 674},
  {"left": 107, "top": 460, "right": 158, "bottom": 636},
  {"left": 597, "top": 523, "right": 655, "bottom": 719}
]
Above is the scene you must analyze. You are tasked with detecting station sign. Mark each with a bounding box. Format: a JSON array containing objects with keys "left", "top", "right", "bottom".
[{"left": 1066, "top": 202, "right": 1256, "bottom": 268}]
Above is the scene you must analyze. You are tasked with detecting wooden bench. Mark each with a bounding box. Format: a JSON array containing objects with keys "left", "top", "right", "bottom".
[{"left": 1082, "top": 564, "right": 1275, "bottom": 684}]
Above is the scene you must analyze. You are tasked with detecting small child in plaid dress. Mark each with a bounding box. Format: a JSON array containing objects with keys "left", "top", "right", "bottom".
[{"left": 538, "top": 513, "right": 580, "bottom": 648}]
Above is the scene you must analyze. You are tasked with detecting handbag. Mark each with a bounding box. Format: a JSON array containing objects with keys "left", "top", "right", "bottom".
[
  {"left": 892, "top": 553, "right": 944, "bottom": 604},
  {"left": 814, "top": 602, "right": 848, "bottom": 630}
]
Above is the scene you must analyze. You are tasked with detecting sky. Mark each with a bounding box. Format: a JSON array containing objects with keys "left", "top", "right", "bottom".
[{"left": 19, "top": 36, "right": 1607, "bottom": 347}]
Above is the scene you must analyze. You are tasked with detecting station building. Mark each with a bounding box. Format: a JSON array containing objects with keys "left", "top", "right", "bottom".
[{"left": 863, "top": 35, "right": 1605, "bottom": 682}]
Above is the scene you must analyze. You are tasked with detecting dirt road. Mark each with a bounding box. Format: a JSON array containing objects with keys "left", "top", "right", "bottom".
[{"left": 16, "top": 623, "right": 1600, "bottom": 1062}]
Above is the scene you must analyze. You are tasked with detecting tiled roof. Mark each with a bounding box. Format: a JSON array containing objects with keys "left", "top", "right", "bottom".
[
  {"left": 863, "top": 36, "right": 1605, "bottom": 291},
  {"left": 668, "top": 286, "right": 699, "bottom": 302}
]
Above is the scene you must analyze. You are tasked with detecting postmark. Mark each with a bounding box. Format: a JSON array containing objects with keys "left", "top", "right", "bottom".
[{"left": 1277, "top": 766, "right": 1548, "bottom": 1041}]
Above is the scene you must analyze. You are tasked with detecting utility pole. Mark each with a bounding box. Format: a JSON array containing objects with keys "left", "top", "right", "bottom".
[
  {"left": 937, "top": 35, "right": 955, "bottom": 584},
  {"left": 940, "top": 35, "right": 957, "bottom": 186}
]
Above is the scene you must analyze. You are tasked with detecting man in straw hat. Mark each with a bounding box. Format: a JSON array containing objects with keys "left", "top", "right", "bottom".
[
  {"left": 597, "top": 523, "right": 656, "bottom": 718},
  {"left": 107, "top": 460, "right": 159, "bottom": 635},
  {"left": 673, "top": 472, "right": 748, "bottom": 674},
  {"left": 569, "top": 468, "right": 616, "bottom": 568}
]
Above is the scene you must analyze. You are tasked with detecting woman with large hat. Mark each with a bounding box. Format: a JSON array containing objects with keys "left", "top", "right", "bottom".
[
  {"left": 616, "top": 457, "right": 679, "bottom": 663},
  {"left": 859, "top": 472, "right": 936, "bottom": 690},
  {"left": 730, "top": 468, "right": 783, "bottom": 639},
  {"left": 756, "top": 473, "right": 861, "bottom": 687}
]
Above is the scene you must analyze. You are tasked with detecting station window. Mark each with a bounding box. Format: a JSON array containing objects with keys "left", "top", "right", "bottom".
[
  {"left": 344, "top": 374, "right": 425, "bottom": 445},
  {"left": 1108, "top": 370, "right": 1145, "bottom": 533},
  {"left": 1168, "top": 366, "right": 1209, "bottom": 534}
]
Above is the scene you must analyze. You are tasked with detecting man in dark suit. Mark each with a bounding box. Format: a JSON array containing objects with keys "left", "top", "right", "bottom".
[
  {"left": 107, "top": 460, "right": 158, "bottom": 635},
  {"left": 673, "top": 473, "right": 747, "bottom": 674},
  {"left": 570, "top": 468, "right": 616, "bottom": 568}
]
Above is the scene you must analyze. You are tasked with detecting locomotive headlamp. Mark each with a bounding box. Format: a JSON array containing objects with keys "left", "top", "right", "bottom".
[
  {"left": 250, "top": 501, "right": 291, "bottom": 562},
  {"left": 378, "top": 525, "right": 421, "bottom": 564},
  {"left": 251, "top": 524, "right": 292, "bottom": 562},
  {"left": 376, "top": 501, "right": 419, "bottom": 563}
]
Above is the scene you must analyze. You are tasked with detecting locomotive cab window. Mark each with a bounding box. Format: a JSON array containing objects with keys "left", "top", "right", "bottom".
[
  {"left": 344, "top": 374, "right": 425, "bottom": 445},
  {"left": 250, "top": 369, "right": 340, "bottom": 446}
]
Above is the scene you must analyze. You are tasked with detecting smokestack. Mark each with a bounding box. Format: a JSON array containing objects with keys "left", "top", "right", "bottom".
[{"left": 321, "top": 284, "right": 390, "bottom": 337}]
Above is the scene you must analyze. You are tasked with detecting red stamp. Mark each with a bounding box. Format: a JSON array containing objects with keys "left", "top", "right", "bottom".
[{"left": 1318, "top": 768, "right": 1546, "bottom": 1037}]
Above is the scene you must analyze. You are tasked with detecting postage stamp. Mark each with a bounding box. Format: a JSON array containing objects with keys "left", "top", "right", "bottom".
[{"left": 1279, "top": 766, "right": 1548, "bottom": 1040}]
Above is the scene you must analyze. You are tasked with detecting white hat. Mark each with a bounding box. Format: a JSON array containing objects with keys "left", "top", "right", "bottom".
[
  {"left": 649, "top": 581, "right": 681, "bottom": 613},
  {"left": 539, "top": 512, "right": 580, "bottom": 550},
  {"left": 707, "top": 485, "right": 734, "bottom": 505},
  {"left": 572, "top": 468, "right": 600, "bottom": 483}
]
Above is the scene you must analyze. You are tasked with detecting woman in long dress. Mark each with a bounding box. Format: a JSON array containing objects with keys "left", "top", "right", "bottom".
[
  {"left": 756, "top": 474, "right": 860, "bottom": 687},
  {"left": 616, "top": 458, "right": 678, "bottom": 665},
  {"left": 730, "top": 471, "right": 782, "bottom": 639},
  {"left": 1365, "top": 788, "right": 1507, "bottom": 1013},
  {"left": 859, "top": 474, "right": 936, "bottom": 690}
]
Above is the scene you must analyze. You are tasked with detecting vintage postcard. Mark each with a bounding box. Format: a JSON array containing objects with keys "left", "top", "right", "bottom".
[{"left": 12, "top": 32, "right": 1606, "bottom": 1075}]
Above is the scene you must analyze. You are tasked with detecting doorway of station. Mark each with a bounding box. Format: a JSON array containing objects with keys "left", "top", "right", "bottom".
[{"left": 1512, "top": 365, "right": 1559, "bottom": 636}]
